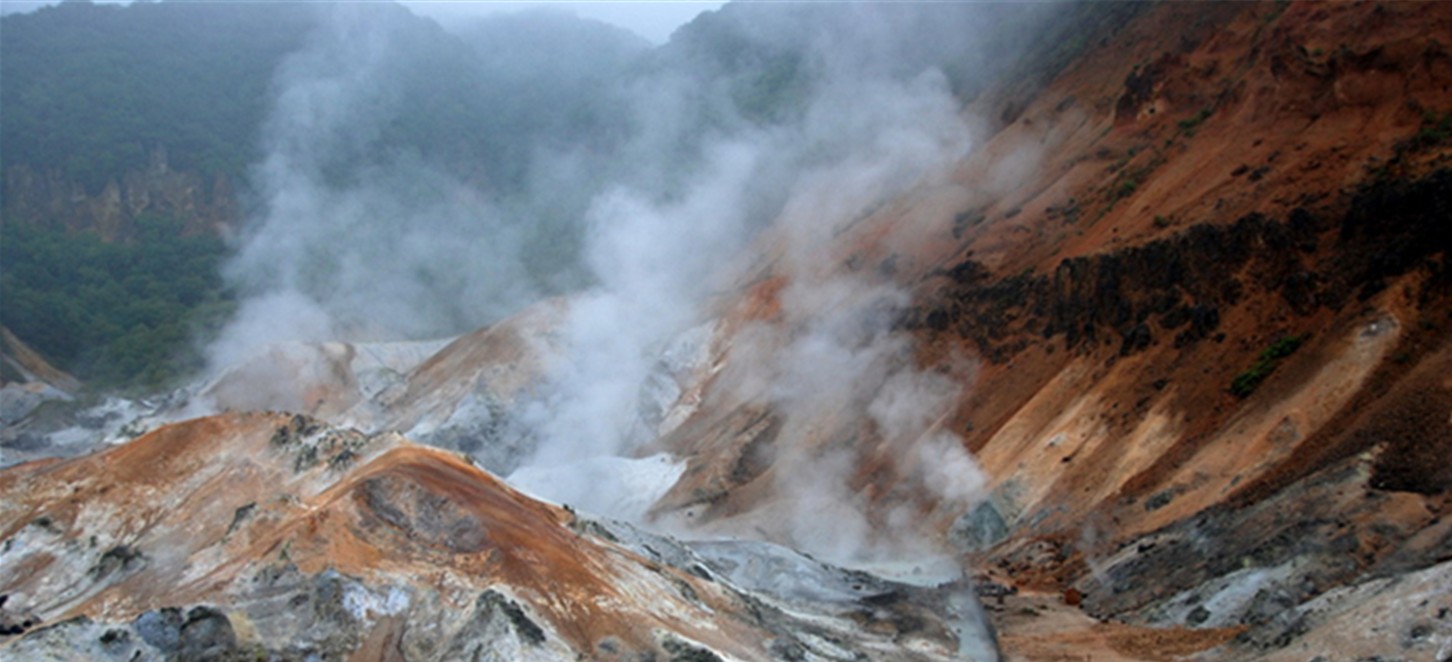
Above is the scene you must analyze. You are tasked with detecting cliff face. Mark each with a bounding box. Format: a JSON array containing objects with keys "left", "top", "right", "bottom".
[
  {"left": 2, "top": 148, "right": 237, "bottom": 240},
  {"left": 4, "top": 1, "right": 1452, "bottom": 660}
]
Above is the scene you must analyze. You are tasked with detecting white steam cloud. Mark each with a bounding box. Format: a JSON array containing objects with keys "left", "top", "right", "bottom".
[
  {"left": 200, "top": 2, "right": 1040, "bottom": 565},
  {"left": 525, "top": 141, "right": 762, "bottom": 467},
  {"left": 210, "top": 6, "right": 541, "bottom": 378},
  {"left": 510, "top": 63, "right": 989, "bottom": 569}
]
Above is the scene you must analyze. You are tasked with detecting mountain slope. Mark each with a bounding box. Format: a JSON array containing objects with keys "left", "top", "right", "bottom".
[
  {"left": 3, "top": 1, "right": 1452, "bottom": 660},
  {"left": 633, "top": 1, "right": 1452, "bottom": 657}
]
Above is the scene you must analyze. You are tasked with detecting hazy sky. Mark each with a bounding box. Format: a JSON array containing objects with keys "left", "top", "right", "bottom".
[
  {"left": 405, "top": 1, "right": 725, "bottom": 43},
  {"left": 0, "top": 1, "right": 727, "bottom": 44}
]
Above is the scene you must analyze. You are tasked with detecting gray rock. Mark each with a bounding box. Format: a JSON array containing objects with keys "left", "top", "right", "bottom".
[
  {"left": 177, "top": 606, "right": 237, "bottom": 661},
  {"left": 0, "top": 385, "right": 45, "bottom": 425},
  {"left": 690, "top": 539, "right": 894, "bottom": 605},
  {"left": 134, "top": 607, "right": 184, "bottom": 653},
  {"left": 949, "top": 501, "right": 1010, "bottom": 552}
]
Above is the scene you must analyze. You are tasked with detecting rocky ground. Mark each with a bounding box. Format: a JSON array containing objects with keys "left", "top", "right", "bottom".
[{"left": 0, "top": 413, "right": 997, "bottom": 660}]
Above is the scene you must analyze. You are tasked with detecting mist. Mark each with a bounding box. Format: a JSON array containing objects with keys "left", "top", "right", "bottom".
[
  {"left": 499, "top": 3, "right": 1025, "bottom": 568},
  {"left": 210, "top": 4, "right": 651, "bottom": 374},
  {"left": 216, "top": 6, "right": 515, "bottom": 368},
  {"left": 203, "top": 0, "right": 1060, "bottom": 565}
]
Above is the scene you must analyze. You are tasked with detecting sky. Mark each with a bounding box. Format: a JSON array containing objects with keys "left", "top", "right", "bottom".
[
  {"left": 404, "top": 1, "right": 724, "bottom": 43},
  {"left": 0, "top": 0, "right": 727, "bottom": 44}
]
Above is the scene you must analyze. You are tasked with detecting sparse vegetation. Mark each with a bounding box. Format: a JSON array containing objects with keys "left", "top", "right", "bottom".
[
  {"left": 1409, "top": 110, "right": 1452, "bottom": 151},
  {"left": 1262, "top": 0, "right": 1290, "bottom": 26},
  {"left": 1115, "top": 178, "right": 1140, "bottom": 200},
  {"left": 1110, "top": 144, "right": 1144, "bottom": 173},
  {"left": 730, "top": 53, "right": 810, "bottom": 124},
  {"left": 1367, "top": 109, "right": 1452, "bottom": 184},
  {"left": 1102, "top": 147, "right": 1167, "bottom": 214},
  {"left": 1229, "top": 334, "right": 1306, "bottom": 398},
  {"left": 952, "top": 208, "right": 987, "bottom": 239},
  {"left": 1047, "top": 198, "right": 1082, "bottom": 224},
  {"left": 1108, "top": 159, "right": 1159, "bottom": 206},
  {"left": 1177, "top": 106, "right": 1215, "bottom": 137}
]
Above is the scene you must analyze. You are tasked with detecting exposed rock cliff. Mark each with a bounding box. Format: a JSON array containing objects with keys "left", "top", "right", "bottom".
[{"left": 3, "top": 148, "right": 236, "bottom": 240}]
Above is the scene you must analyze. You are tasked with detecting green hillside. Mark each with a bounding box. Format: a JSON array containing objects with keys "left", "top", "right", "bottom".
[{"left": 0, "top": 1, "right": 318, "bottom": 190}]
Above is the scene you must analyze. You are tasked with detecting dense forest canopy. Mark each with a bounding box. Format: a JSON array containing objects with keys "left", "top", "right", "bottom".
[
  {"left": 0, "top": 1, "right": 318, "bottom": 189},
  {"left": 1, "top": 216, "right": 232, "bottom": 389}
]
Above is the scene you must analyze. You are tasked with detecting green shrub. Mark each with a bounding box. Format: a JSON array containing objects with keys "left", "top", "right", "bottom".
[
  {"left": 1260, "top": 334, "right": 1305, "bottom": 361},
  {"left": 1177, "top": 106, "right": 1214, "bottom": 136},
  {"left": 1229, "top": 334, "right": 1305, "bottom": 398},
  {"left": 1409, "top": 110, "right": 1452, "bottom": 150}
]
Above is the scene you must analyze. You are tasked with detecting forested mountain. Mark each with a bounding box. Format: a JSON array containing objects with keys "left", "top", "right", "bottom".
[
  {"left": 1, "top": 1, "right": 317, "bottom": 189},
  {"left": 0, "top": 1, "right": 650, "bottom": 201},
  {"left": 1, "top": 2, "right": 313, "bottom": 388},
  {"left": 0, "top": 1, "right": 648, "bottom": 388}
]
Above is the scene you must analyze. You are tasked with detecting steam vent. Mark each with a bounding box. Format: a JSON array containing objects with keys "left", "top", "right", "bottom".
[{"left": 3, "top": 1, "right": 1452, "bottom": 659}]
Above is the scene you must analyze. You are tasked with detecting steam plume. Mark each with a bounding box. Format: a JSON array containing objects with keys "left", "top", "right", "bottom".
[{"left": 203, "top": 2, "right": 1058, "bottom": 564}]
